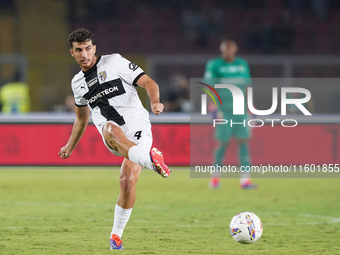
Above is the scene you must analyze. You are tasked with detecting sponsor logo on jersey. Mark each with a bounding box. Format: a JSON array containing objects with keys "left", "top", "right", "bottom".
[
  {"left": 129, "top": 62, "right": 138, "bottom": 71},
  {"left": 219, "top": 65, "right": 245, "bottom": 73},
  {"left": 99, "top": 71, "right": 107, "bottom": 81},
  {"left": 87, "top": 77, "right": 98, "bottom": 88},
  {"left": 87, "top": 86, "right": 119, "bottom": 104}
]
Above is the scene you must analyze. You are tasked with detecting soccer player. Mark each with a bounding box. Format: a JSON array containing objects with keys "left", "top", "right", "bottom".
[
  {"left": 58, "top": 28, "right": 171, "bottom": 250},
  {"left": 204, "top": 37, "right": 256, "bottom": 189}
]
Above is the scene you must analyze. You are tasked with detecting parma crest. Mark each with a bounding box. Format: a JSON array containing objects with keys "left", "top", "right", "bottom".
[{"left": 99, "top": 70, "right": 107, "bottom": 81}]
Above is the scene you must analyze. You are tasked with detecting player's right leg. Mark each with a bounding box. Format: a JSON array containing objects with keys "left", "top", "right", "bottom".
[
  {"left": 210, "top": 141, "right": 229, "bottom": 189},
  {"left": 149, "top": 147, "right": 170, "bottom": 178},
  {"left": 102, "top": 121, "right": 170, "bottom": 177},
  {"left": 209, "top": 121, "right": 232, "bottom": 189},
  {"left": 102, "top": 122, "right": 135, "bottom": 158}
]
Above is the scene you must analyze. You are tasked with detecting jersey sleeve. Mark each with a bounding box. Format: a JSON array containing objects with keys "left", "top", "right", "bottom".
[
  {"left": 203, "top": 59, "right": 217, "bottom": 79},
  {"left": 71, "top": 80, "right": 87, "bottom": 107},
  {"left": 244, "top": 60, "right": 251, "bottom": 79},
  {"left": 115, "top": 55, "right": 145, "bottom": 86},
  {"left": 73, "top": 93, "right": 87, "bottom": 107},
  {"left": 243, "top": 60, "right": 252, "bottom": 86}
]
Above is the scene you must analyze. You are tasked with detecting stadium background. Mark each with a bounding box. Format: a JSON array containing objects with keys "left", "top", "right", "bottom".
[
  {"left": 1, "top": 1, "right": 340, "bottom": 254},
  {"left": 0, "top": 0, "right": 340, "bottom": 166}
]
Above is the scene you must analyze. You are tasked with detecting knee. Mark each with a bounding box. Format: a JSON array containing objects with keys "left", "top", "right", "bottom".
[
  {"left": 119, "top": 172, "right": 138, "bottom": 194},
  {"left": 220, "top": 142, "right": 229, "bottom": 148},
  {"left": 237, "top": 139, "right": 248, "bottom": 145},
  {"left": 103, "top": 123, "right": 125, "bottom": 143}
]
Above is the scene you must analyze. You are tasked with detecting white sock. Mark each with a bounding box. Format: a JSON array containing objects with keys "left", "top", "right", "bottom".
[
  {"left": 240, "top": 177, "right": 251, "bottom": 184},
  {"left": 211, "top": 172, "right": 221, "bottom": 179},
  {"left": 111, "top": 204, "right": 133, "bottom": 239},
  {"left": 128, "top": 145, "right": 153, "bottom": 170},
  {"left": 240, "top": 168, "right": 251, "bottom": 182}
]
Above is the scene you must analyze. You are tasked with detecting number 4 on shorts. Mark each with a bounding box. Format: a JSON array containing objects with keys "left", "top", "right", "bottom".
[{"left": 134, "top": 131, "right": 142, "bottom": 140}]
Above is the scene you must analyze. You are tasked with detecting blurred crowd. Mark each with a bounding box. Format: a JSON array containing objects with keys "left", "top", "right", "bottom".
[
  {"left": 0, "top": 0, "right": 339, "bottom": 113},
  {"left": 69, "top": 0, "right": 340, "bottom": 55}
]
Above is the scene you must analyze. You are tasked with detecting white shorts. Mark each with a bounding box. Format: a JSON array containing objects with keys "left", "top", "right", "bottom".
[{"left": 98, "top": 117, "right": 153, "bottom": 157}]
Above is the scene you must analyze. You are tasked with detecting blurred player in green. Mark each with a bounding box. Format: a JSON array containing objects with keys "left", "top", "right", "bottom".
[{"left": 204, "top": 37, "right": 256, "bottom": 189}]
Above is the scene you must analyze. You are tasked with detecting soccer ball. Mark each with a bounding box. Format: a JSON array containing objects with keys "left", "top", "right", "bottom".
[{"left": 229, "top": 212, "right": 263, "bottom": 244}]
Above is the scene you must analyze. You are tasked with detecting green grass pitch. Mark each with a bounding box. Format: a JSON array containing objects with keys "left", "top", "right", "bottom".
[{"left": 1, "top": 167, "right": 340, "bottom": 254}]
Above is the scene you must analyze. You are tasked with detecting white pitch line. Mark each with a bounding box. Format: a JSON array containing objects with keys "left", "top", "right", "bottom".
[
  {"left": 2, "top": 218, "right": 340, "bottom": 231},
  {"left": 0, "top": 201, "right": 114, "bottom": 208},
  {"left": 1, "top": 202, "right": 340, "bottom": 228}
]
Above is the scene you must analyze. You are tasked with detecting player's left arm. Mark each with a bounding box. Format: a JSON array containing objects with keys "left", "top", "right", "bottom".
[
  {"left": 244, "top": 60, "right": 253, "bottom": 117},
  {"left": 136, "top": 74, "right": 164, "bottom": 115}
]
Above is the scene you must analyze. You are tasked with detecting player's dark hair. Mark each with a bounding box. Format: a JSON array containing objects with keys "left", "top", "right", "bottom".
[
  {"left": 221, "top": 36, "right": 237, "bottom": 45},
  {"left": 68, "top": 28, "right": 95, "bottom": 48}
]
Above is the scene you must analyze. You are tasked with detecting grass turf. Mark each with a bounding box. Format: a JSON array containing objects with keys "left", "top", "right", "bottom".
[{"left": 0, "top": 167, "right": 340, "bottom": 254}]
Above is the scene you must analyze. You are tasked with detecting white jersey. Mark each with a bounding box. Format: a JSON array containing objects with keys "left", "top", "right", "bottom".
[{"left": 71, "top": 54, "right": 148, "bottom": 132}]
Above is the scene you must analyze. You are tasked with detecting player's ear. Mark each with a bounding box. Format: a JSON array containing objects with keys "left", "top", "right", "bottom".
[
  {"left": 220, "top": 43, "right": 225, "bottom": 52},
  {"left": 69, "top": 49, "right": 75, "bottom": 57},
  {"left": 93, "top": 45, "right": 96, "bottom": 54}
]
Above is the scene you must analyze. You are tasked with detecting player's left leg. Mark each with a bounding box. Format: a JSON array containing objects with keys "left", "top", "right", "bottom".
[
  {"left": 236, "top": 139, "right": 256, "bottom": 189},
  {"left": 110, "top": 158, "right": 142, "bottom": 250},
  {"left": 234, "top": 115, "right": 256, "bottom": 189},
  {"left": 117, "top": 158, "right": 142, "bottom": 209}
]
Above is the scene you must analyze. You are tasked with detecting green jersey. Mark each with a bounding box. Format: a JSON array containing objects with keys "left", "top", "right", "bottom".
[{"left": 204, "top": 57, "right": 251, "bottom": 114}]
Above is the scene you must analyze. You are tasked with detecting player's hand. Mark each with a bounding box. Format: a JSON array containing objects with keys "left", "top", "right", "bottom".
[
  {"left": 151, "top": 102, "right": 164, "bottom": 115},
  {"left": 58, "top": 146, "right": 72, "bottom": 159}
]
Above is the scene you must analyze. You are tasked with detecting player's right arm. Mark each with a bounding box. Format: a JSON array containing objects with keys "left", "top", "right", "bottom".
[
  {"left": 58, "top": 106, "right": 90, "bottom": 159},
  {"left": 203, "top": 58, "right": 217, "bottom": 79}
]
